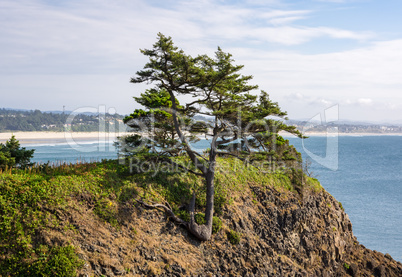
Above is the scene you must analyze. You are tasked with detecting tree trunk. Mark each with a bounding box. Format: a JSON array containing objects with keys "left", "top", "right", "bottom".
[
  {"left": 188, "top": 128, "right": 218, "bottom": 241},
  {"left": 204, "top": 171, "right": 214, "bottom": 233},
  {"left": 187, "top": 171, "right": 214, "bottom": 241}
]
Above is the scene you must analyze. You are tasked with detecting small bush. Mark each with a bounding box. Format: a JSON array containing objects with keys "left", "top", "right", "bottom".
[
  {"left": 194, "top": 213, "right": 222, "bottom": 234},
  {"left": 177, "top": 210, "right": 190, "bottom": 222},
  {"left": 30, "top": 245, "right": 84, "bottom": 277},
  {"left": 212, "top": 216, "right": 222, "bottom": 234},
  {"left": 194, "top": 213, "right": 206, "bottom": 225},
  {"left": 2, "top": 245, "right": 84, "bottom": 277},
  {"left": 94, "top": 199, "right": 119, "bottom": 227},
  {"left": 227, "top": 230, "right": 241, "bottom": 245}
]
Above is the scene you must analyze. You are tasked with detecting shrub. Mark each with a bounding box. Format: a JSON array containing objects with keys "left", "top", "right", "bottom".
[
  {"left": 1, "top": 245, "right": 84, "bottom": 277},
  {"left": 212, "top": 216, "right": 222, "bottom": 234},
  {"left": 94, "top": 198, "right": 119, "bottom": 227},
  {"left": 0, "top": 151, "right": 14, "bottom": 170},
  {"left": 0, "top": 135, "right": 35, "bottom": 168},
  {"left": 194, "top": 213, "right": 222, "bottom": 234},
  {"left": 177, "top": 210, "right": 190, "bottom": 222},
  {"left": 30, "top": 245, "right": 84, "bottom": 277},
  {"left": 194, "top": 213, "right": 206, "bottom": 225},
  {"left": 227, "top": 230, "right": 241, "bottom": 245}
]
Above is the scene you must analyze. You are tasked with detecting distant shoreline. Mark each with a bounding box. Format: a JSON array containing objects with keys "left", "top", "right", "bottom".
[
  {"left": 1, "top": 131, "right": 402, "bottom": 145},
  {"left": 0, "top": 132, "right": 129, "bottom": 145},
  {"left": 293, "top": 132, "right": 402, "bottom": 137}
]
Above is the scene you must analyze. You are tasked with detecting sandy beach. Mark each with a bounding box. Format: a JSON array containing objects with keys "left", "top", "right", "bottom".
[
  {"left": 297, "top": 131, "right": 402, "bottom": 137},
  {"left": 1, "top": 131, "right": 401, "bottom": 145},
  {"left": 0, "top": 132, "right": 129, "bottom": 145}
]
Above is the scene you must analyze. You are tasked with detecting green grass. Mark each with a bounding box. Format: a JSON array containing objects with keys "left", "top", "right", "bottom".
[
  {"left": 0, "top": 157, "right": 322, "bottom": 275},
  {"left": 0, "top": 161, "right": 122, "bottom": 276}
]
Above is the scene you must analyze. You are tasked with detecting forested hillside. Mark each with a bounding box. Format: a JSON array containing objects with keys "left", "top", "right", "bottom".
[{"left": 0, "top": 109, "right": 126, "bottom": 132}]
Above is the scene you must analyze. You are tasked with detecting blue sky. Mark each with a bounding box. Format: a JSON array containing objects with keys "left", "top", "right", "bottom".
[{"left": 1, "top": 0, "right": 402, "bottom": 123}]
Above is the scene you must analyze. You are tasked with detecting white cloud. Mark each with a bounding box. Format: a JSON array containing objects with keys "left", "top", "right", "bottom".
[
  {"left": 342, "top": 98, "right": 374, "bottom": 107},
  {"left": 295, "top": 93, "right": 305, "bottom": 100},
  {"left": 261, "top": 10, "right": 311, "bottom": 25},
  {"left": 269, "top": 16, "right": 306, "bottom": 25},
  {"left": 0, "top": 0, "right": 401, "bottom": 122},
  {"left": 314, "top": 0, "right": 348, "bottom": 3},
  {"left": 231, "top": 38, "right": 402, "bottom": 120},
  {"left": 0, "top": 0, "right": 375, "bottom": 77},
  {"left": 357, "top": 98, "right": 373, "bottom": 106}
]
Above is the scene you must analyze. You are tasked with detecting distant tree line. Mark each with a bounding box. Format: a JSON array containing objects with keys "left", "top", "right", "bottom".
[{"left": 0, "top": 109, "right": 127, "bottom": 132}]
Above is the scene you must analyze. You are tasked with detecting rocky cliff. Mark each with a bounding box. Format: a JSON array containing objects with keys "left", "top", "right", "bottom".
[{"left": 40, "top": 180, "right": 401, "bottom": 276}]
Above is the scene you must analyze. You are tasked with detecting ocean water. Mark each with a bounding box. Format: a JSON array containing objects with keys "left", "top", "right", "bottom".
[
  {"left": 287, "top": 135, "right": 402, "bottom": 262},
  {"left": 23, "top": 135, "right": 402, "bottom": 261},
  {"left": 26, "top": 141, "right": 118, "bottom": 165}
]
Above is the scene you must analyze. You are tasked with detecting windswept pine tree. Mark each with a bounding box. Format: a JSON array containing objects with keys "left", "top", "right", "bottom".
[{"left": 119, "top": 33, "right": 305, "bottom": 241}]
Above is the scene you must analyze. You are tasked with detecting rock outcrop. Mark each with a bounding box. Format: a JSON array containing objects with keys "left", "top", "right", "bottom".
[{"left": 43, "top": 183, "right": 402, "bottom": 276}]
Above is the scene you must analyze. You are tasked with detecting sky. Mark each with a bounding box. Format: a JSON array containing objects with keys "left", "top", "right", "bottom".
[{"left": 1, "top": 0, "right": 402, "bottom": 123}]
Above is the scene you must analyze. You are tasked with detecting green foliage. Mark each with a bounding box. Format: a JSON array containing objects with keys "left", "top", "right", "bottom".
[
  {"left": 126, "top": 32, "right": 305, "bottom": 163},
  {"left": 0, "top": 154, "right": 321, "bottom": 273},
  {"left": 0, "top": 150, "right": 14, "bottom": 170},
  {"left": 214, "top": 157, "right": 294, "bottom": 191},
  {"left": 118, "top": 88, "right": 198, "bottom": 160},
  {"left": 194, "top": 213, "right": 222, "bottom": 234},
  {"left": 123, "top": 32, "right": 305, "bottom": 179},
  {"left": 130, "top": 156, "right": 315, "bottom": 213},
  {"left": 194, "top": 213, "right": 206, "bottom": 225},
  {"left": 339, "top": 201, "right": 344, "bottom": 211},
  {"left": 343, "top": 262, "right": 350, "bottom": 270},
  {"left": 2, "top": 244, "right": 83, "bottom": 277},
  {"left": 212, "top": 216, "right": 223, "bottom": 234},
  {"left": 226, "top": 230, "right": 241, "bottom": 245},
  {"left": 177, "top": 210, "right": 190, "bottom": 222},
  {"left": 94, "top": 198, "right": 119, "bottom": 227},
  {"left": 289, "top": 168, "right": 303, "bottom": 187},
  {"left": 303, "top": 176, "right": 323, "bottom": 192},
  {"left": 0, "top": 135, "right": 35, "bottom": 168},
  {"left": 0, "top": 160, "right": 123, "bottom": 276},
  {"left": 28, "top": 245, "right": 84, "bottom": 277}
]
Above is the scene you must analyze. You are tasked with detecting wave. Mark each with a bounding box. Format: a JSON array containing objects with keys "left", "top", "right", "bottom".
[{"left": 24, "top": 140, "right": 116, "bottom": 148}]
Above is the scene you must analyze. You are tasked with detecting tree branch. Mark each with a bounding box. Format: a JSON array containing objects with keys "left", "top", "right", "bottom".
[
  {"left": 216, "top": 136, "right": 239, "bottom": 146},
  {"left": 193, "top": 151, "right": 208, "bottom": 162},
  {"left": 168, "top": 91, "right": 208, "bottom": 175},
  {"left": 136, "top": 198, "right": 187, "bottom": 225}
]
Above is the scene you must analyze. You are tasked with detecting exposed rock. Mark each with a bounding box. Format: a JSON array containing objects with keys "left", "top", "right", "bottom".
[{"left": 42, "top": 184, "right": 401, "bottom": 276}]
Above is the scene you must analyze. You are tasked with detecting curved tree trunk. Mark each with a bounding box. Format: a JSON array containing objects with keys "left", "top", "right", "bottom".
[
  {"left": 137, "top": 170, "right": 215, "bottom": 241},
  {"left": 186, "top": 171, "right": 214, "bottom": 241},
  {"left": 144, "top": 89, "right": 216, "bottom": 241}
]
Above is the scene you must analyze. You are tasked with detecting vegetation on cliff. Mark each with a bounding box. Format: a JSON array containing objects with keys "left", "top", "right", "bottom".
[
  {"left": 1, "top": 158, "right": 401, "bottom": 276},
  {"left": 0, "top": 156, "right": 321, "bottom": 276}
]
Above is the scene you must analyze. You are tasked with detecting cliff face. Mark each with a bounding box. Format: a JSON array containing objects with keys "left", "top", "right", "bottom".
[{"left": 47, "top": 181, "right": 402, "bottom": 276}]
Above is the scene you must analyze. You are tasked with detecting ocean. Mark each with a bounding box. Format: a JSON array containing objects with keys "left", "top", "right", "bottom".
[
  {"left": 24, "top": 135, "right": 402, "bottom": 262},
  {"left": 288, "top": 135, "right": 402, "bottom": 263}
]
